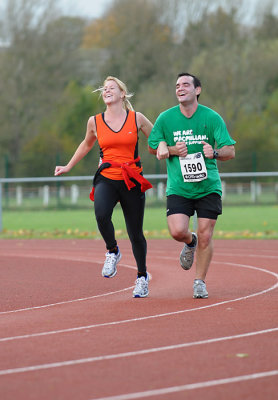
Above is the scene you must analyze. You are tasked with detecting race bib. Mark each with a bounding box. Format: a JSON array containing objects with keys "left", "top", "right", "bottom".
[{"left": 179, "top": 152, "right": 207, "bottom": 182}]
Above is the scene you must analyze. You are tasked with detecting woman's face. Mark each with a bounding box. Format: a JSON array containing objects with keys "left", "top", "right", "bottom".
[{"left": 102, "top": 80, "right": 123, "bottom": 105}]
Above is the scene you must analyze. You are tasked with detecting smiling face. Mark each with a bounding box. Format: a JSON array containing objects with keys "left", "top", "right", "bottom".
[
  {"left": 175, "top": 75, "right": 201, "bottom": 105},
  {"left": 102, "top": 79, "right": 124, "bottom": 106}
]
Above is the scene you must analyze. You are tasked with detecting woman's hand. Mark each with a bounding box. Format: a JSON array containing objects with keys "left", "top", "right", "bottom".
[{"left": 54, "top": 165, "right": 70, "bottom": 176}]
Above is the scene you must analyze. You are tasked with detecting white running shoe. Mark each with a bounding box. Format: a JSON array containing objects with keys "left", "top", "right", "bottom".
[
  {"left": 133, "top": 273, "right": 150, "bottom": 298},
  {"left": 193, "top": 279, "right": 208, "bottom": 299},
  {"left": 102, "top": 249, "right": 122, "bottom": 278},
  {"left": 180, "top": 232, "right": 198, "bottom": 270}
]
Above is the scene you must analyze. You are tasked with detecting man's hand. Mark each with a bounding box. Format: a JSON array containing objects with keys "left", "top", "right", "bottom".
[
  {"left": 201, "top": 141, "right": 214, "bottom": 159},
  {"left": 175, "top": 141, "right": 188, "bottom": 157},
  {"left": 157, "top": 141, "right": 169, "bottom": 160}
]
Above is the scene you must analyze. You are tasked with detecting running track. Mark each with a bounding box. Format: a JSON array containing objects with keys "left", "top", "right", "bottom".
[{"left": 0, "top": 239, "right": 277, "bottom": 400}]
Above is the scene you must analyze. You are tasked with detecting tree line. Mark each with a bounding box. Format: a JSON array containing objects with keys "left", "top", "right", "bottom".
[{"left": 0, "top": 0, "right": 277, "bottom": 178}]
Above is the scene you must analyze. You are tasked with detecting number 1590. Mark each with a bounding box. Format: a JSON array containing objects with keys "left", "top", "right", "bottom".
[{"left": 183, "top": 163, "right": 203, "bottom": 173}]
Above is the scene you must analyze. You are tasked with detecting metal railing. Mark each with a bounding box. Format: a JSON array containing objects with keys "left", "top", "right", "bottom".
[{"left": 1, "top": 172, "right": 278, "bottom": 232}]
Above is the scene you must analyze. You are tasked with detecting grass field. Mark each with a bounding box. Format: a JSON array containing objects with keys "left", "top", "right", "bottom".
[{"left": 1, "top": 204, "right": 277, "bottom": 239}]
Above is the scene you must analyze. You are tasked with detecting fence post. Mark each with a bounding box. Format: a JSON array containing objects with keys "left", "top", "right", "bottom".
[
  {"left": 16, "top": 186, "right": 23, "bottom": 206},
  {"left": 56, "top": 153, "right": 61, "bottom": 206},
  {"left": 0, "top": 182, "right": 2, "bottom": 232},
  {"left": 157, "top": 182, "right": 165, "bottom": 199},
  {"left": 275, "top": 183, "right": 278, "bottom": 200},
  {"left": 193, "top": 211, "right": 198, "bottom": 232},
  {"left": 222, "top": 181, "right": 226, "bottom": 200},
  {"left": 250, "top": 181, "right": 257, "bottom": 203},
  {"left": 4, "top": 154, "right": 9, "bottom": 207},
  {"left": 71, "top": 184, "right": 79, "bottom": 204},
  {"left": 43, "top": 185, "right": 49, "bottom": 206}
]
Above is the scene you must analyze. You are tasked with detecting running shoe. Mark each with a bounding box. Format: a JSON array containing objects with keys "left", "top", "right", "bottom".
[
  {"left": 193, "top": 279, "right": 208, "bottom": 299},
  {"left": 180, "top": 232, "right": 198, "bottom": 270},
  {"left": 133, "top": 273, "right": 150, "bottom": 298},
  {"left": 102, "top": 249, "right": 122, "bottom": 278}
]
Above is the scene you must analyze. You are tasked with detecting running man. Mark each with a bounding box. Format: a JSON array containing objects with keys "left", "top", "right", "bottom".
[{"left": 148, "top": 72, "right": 236, "bottom": 298}]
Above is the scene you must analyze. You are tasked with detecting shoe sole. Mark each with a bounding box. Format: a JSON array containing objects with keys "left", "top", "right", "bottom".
[
  {"left": 133, "top": 292, "right": 149, "bottom": 298},
  {"left": 103, "top": 269, "right": 117, "bottom": 278},
  {"left": 193, "top": 294, "right": 208, "bottom": 299}
]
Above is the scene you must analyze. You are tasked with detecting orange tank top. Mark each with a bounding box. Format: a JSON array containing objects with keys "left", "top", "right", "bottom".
[{"left": 95, "top": 110, "right": 143, "bottom": 180}]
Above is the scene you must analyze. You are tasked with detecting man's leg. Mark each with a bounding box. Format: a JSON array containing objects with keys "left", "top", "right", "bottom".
[
  {"left": 168, "top": 213, "right": 198, "bottom": 270},
  {"left": 195, "top": 217, "right": 217, "bottom": 280},
  {"left": 167, "top": 213, "right": 192, "bottom": 243}
]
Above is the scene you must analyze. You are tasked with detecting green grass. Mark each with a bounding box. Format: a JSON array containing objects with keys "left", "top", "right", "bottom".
[{"left": 1, "top": 204, "right": 278, "bottom": 239}]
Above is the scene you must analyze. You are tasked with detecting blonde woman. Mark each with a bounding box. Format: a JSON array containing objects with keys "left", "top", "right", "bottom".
[{"left": 55, "top": 77, "right": 153, "bottom": 298}]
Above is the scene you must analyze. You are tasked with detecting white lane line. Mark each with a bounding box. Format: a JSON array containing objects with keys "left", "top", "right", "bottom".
[
  {"left": 89, "top": 370, "right": 278, "bottom": 400},
  {"left": 0, "top": 263, "right": 277, "bottom": 342},
  {"left": 0, "top": 250, "right": 276, "bottom": 316},
  {"left": 0, "top": 256, "right": 276, "bottom": 317},
  {"left": 215, "top": 253, "right": 278, "bottom": 259},
  {"left": 0, "top": 328, "right": 277, "bottom": 376},
  {"left": 155, "top": 253, "right": 278, "bottom": 261},
  {"left": 0, "top": 263, "right": 143, "bottom": 315},
  {"left": 0, "top": 253, "right": 100, "bottom": 262},
  {"left": 0, "top": 286, "right": 135, "bottom": 315},
  {"left": 0, "top": 253, "right": 142, "bottom": 268}
]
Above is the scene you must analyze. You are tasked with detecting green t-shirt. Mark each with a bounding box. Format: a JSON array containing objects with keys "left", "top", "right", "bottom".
[{"left": 148, "top": 104, "right": 236, "bottom": 199}]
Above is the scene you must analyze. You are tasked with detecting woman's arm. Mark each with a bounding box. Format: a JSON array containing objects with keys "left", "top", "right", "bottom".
[
  {"left": 136, "top": 112, "right": 153, "bottom": 138},
  {"left": 54, "top": 116, "right": 97, "bottom": 176}
]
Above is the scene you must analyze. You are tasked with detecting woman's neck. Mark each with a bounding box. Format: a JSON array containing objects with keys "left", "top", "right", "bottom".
[{"left": 105, "top": 103, "right": 127, "bottom": 118}]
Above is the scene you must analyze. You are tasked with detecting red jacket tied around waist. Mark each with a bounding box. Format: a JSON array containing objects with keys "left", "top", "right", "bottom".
[{"left": 89, "top": 157, "right": 152, "bottom": 201}]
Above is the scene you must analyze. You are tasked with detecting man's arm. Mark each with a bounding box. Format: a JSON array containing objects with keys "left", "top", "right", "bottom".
[
  {"left": 150, "top": 141, "right": 189, "bottom": 160},
  {"left": 201, "top": 141, "right": 235, "bottom": 161},
  {"left": 214, "top": 145, "right": 235, "bottom": 161}
]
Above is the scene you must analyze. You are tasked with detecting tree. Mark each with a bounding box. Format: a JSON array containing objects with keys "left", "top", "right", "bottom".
[
  {"left": 177, "top": 6, "right": 278, "bottom": 124},
  {"left": 19, "top": 81, "right": 103, "bottom": 177},
  {"left": 255, "top": 12, "right": 278, "bottom": 40},
  {"left": 1, "top": 0, "right": 278, "bottom": 177},
  {"left": 0, "top": 0, "right": 86, "bottom": 175},
  {"left": 82, "top": 0, "right": 173, "bottom": 93}
]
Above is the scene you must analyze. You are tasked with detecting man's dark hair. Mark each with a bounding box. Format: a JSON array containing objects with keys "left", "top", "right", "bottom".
[{"left": 177, "top": 72, "right": 201, "bottom": 99}]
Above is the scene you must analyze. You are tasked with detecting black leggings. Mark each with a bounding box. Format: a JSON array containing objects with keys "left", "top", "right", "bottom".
[{"left": 93, "top": 174, "right": 147, "bottom": 275}]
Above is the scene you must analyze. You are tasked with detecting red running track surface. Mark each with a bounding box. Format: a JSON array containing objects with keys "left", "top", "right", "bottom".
[{"left": 0, "top": 239, "right": 277, "bottom": 400}]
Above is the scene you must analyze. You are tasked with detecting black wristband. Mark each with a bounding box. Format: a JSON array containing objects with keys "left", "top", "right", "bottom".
[{"left": 213, "top": 150, "right": 219, "bottom": 159}]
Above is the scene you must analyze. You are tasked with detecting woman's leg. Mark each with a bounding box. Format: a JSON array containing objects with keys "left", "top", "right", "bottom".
[
  {"left": 93, "top": 177, "right": 118, "bottom": 250},
  {"left": 120, "top": 185, "right": 147, "bottom": 276}
]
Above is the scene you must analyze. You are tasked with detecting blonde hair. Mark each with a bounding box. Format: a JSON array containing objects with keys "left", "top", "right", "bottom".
[{"left": 93, "top": 76, "right": 134, "bottom": 111}]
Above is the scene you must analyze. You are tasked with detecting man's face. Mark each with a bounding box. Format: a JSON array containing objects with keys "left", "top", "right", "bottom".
[{"left": 175, "top": 75, "right": 200, "bottom": 104}]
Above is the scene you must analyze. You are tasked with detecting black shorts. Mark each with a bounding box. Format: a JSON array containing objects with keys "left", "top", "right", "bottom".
[{"left": 167, "top": 193, "right": 222, "bottom": 220}]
